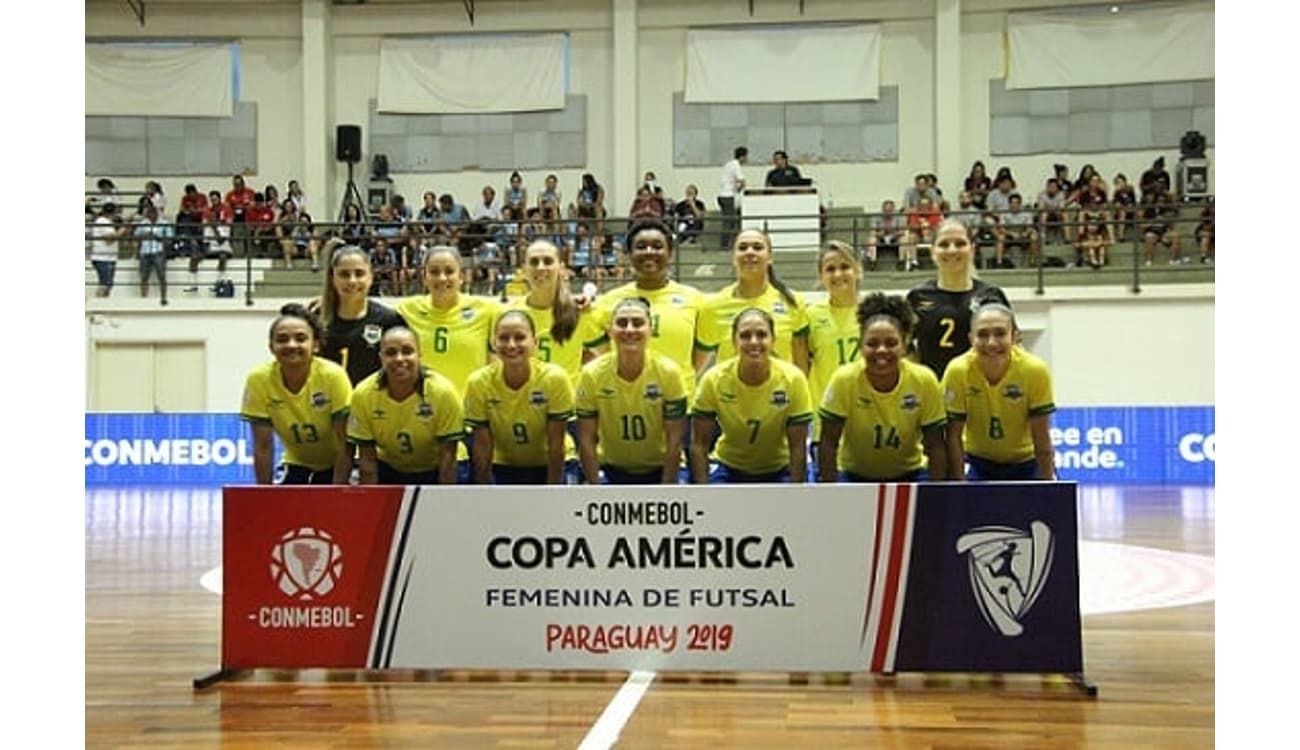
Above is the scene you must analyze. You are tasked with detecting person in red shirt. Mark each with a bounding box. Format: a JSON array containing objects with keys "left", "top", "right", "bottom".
[
  {"left": 244, "top": 192, "right": 277, "bottom": 258},
  {"left": 224, "top": 175, "right": 257, "bottom": 257},
  {"left": 904, "top": 197, "right": 942, "bottom": 271}
]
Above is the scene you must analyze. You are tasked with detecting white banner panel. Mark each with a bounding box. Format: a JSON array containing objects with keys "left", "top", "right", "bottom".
[
  {"left": 685, "top": 25, "right": 880, "bottom": 103},
  {"left": 377, "top": 36, "right": 566, "bottom": 114},
  {"left": 1007, "top": 4, "right": 1214, "bottom": 90},
  {"left": 86, "top": 45, "right": 233, "bottom": 117}
]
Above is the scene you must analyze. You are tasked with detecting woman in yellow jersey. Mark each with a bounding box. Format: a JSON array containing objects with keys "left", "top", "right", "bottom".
[
  {"left": 805, "top": 241, "right": 864, "bottom": 479},
  {"left": 576, "top": 297, "right": 689, "bottom": 485},
  {"left": 690, "top": 308, "right": 813, "bottom": 484},
  {"left": 464, "top": 310, "right": 576, "bottom": 484},
  {"left": 695, "top": 228, "right": 810, "bottom": 375},
  {"left": 505, "top": 239, "right": 602, "bottom": 382},
  {"left": 348, "top": 327, "right": 464, "bottom": 485},
  {"left": 818, "top": 293, "right": 949, "bottom": 483},
  {"left": 942, "top": 301, "right": 1057, "bottom": 481},
  {"left": 240, "top": 304, "right": 353, "bottom": 485},
  {"left": 316, "top": 244, "right": 406, "bottom": 386},
  {"left": 394, "top": 246, "right": 503, "bottom": 482}
]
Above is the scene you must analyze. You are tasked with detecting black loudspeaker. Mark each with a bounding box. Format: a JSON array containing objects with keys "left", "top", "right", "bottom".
[{"left": 336, "top": 125, "right": 362, "bottom": 163}]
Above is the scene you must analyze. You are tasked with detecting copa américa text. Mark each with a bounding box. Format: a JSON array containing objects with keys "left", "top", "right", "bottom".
[{"left": 486, "top": 535, "right": 795, "bottom": 569}]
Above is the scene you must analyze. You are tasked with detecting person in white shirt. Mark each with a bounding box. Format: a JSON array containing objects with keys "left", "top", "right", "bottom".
[
  {"left": 717, "top": 146, "right": 748, "bottom": 251},
  {"left": 89, "top": 203, "right": 123, "bottom": 297},
  {"left": 470, "top": 185, "right": 503, "bottom": 222}
]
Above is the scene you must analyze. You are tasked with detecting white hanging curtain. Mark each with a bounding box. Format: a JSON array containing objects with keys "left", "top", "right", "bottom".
[
  {"left": 685, "top": 24, "right": 881, "bottom": 103},
  {"left": 1007, "top": 4, "right": 1214, "bottom": 89},
  {"left": 377, "top": 35, "right": 566, "bottom": 114},
  {"left": 86, "top": 44, "right": 233, "bottom": 117}
]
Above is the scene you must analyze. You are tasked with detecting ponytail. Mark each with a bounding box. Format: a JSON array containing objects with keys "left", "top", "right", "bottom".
[{"left": 766, "top": 265, "right": 799, "bottom": 309}]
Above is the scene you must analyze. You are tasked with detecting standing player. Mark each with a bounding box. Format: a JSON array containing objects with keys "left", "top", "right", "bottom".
[
  {"left": 317, "top": 244, "right": 407, "bottom": 386},
  {"left": 818, "top": 293, "right": 948, "bottom": 483},
  {"left": 695, "top": 228, "right": 810, "bottom": 374},
  {"left": 576, "top": 297, "right": 689, "bottom": 485},
  {"left": 464, "top": 311, "right": 575, "bottom": 484},
  {"left": 805, "top": 241, "right": 863, "bottom": 477},
  {"left": 348, "top": 327, "right": 463, "bottom": 485},
  {"left": 241, "top": 304, "right": 353, "bottom": 485},
  {"left": 503, "top": 239, "right": 602, "bottom": 383},
  {"left": 942, "top": 301, "right": 1057, "bottom": 481},
  {"left": 906, "top": 219, "right": 1010, "bottom": 378},
  {"left": 690, "top": 308, "right": 813, "bottom": 484}
]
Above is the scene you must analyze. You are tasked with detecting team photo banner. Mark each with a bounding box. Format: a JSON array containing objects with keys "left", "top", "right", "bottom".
[
  {"left": 221, "top": 483, "right": 1083, "bottom": 674},
  {"left": 86, "top": 408, "right": 1214, "bottom": 486}
]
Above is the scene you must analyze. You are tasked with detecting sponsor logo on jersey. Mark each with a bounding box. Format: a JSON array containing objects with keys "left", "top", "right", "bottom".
[
  {"left": 1002, "top": 384, "right": 1024, "bottom": 400},
  {"left": 645, "top": 384, "right": 662, "bottom": 401},
  {"left": 311, "top": 392, "right": 329, "bottom": 410},
  {"left": 857, "top": 396, "right": 874, "bottom": 409},
  {"left": 362, "top": 324, "right": 383, "bottom": 345},
  {"left": 370, "top": 408, "right": 386, "bottom": 419},
  {"left": 598, "top": 387, "right": 616, "bottom": 399},
  {"left": 487, "top": 398, "right": 502, "bottom": 408},
  {"left": 955, "top": 522, "right": 1054, "bottom": 637},
  {"left": 272, "top": 527, "right": 343, "bottom": 601},
  {"left": 967, "top": 386, "right": 982, "bottom": 396},
  {"left": 915, "top": 300, "right": 937, "bottom": 312},
  {"left": 529, "top": 390, "right": 547, "bottom": 406},
  {"left": 900, "top": 393, "right": 921, "bottom": 411},
  {"left": 719, "top": 391, "right": 738, "bottom": 403},
  {"left": 461, "top": 307, "right": 476, "bottom": 320},
  {"left": 417, "top": 402, "right": 434, "bottom": 419},
  {"left": 771, "top": 390, "right": 788, "bottom": 406}
]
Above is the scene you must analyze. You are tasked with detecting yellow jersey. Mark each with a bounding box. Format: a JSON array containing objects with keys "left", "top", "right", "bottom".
[
  {"left": 347, "top": 369, "right": 464, "bottom": 474},
  {"left": 692, "top": 357, "right": 813, "bottom": 475},
  {"left": 464, "top": 360, "right": 575, "bottom": 467},
  {"left": 241, "top": 357, "right": 352, "bottom": 471},
  {"left": 393, "top": 294, "right": 502, "bottom": 398},
  {"left": 941, "top": 347, "right": 1056, "bottom": 464},
  {"left": 695, "top": 283, "right": 810, "bottom": 365},
  {"left": 575, "top": 351, "right": 689, "bottom": 473},
  {"left": 584, "top": 281, "right": 706, "bottom": 399},
  {"left": 502, "top": 297, "right": 603, "bottom": 383},
  {"left": 805, "top": 299, "right": 861, "bottom": 441},
  {"left": 819, "top": 358, "right": 946, "bottom": 479}
]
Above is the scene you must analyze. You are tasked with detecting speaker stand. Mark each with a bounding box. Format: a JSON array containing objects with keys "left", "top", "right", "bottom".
[{"left": 336, "top": 160, "right": 369, "bottom": 228}]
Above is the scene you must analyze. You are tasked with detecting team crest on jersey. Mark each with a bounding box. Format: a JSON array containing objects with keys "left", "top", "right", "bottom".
[
  {"left": 771, "top": 390, "right": 788, "bottom": 406},
  {"left": 645, "top": 384, "right": 662, "bottom": 401},
  {"left": 773, "top": 301, "right": 787, "bottom": 314},
  {"left": 417, "top": 402, "right": 434, "bottom": 419},
  {"left": 362, "top": 324, "right": 383, "bottom": 345},
  {"left": 1002, "top": 384, "right": 1024, "bottom": 400},
  {"left": 529, "top": 390, "right": 547, "bottom": 406},
  {"left": 900, "top": 393, "right": 921, "bottom": 411},
  {"left": 671, "top": 295, "right": 684, "bottom": 306},
  {"left": 310, "top": 391, "right": 329, "bottom": 410},
  {"left": 461, "top": 307, "right": 476, "bottom": 321}
]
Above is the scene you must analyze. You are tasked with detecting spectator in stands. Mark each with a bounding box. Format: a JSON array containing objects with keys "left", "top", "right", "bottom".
[
  {"left": 642, "top": 171, "right": 670, "bottom": 208},
  {"left": 1111, "top": 173, "right": 1138, "bottom": 242},
  {"left": 373, "top": 204, "right": 408, "bottom": 257},
  {"left": 89, "top": 202, "right": 123, "bottom": 298},
  {"left": 135, "top": 204, "right": 172, "bottom": 305},
  {"left": 87, "top": 178, "right": 119, "bottom": 215},
  {"left": 595, "top": 233, "right": 623, "bottom": 285},
  {"left": 718, "top": 146, "right": 748, "bottom": 251},
  {"left": 1074, "top": 208, "right": 1111, "bottom": 270},
  {"left": 1140, "top": 157, "right": 1172, "bottom": 199},
  {"left": 504, "top": 171, "right": 528, "bottom": 218},
  {"left": 951, "top": 191, "right": 981, "bottom": 234},
  {"left": 340, "top": 203, "right": 367, "bottom": 245},
  {"left": 765, "top": 150, "right": 807, "bottom": 187},
  {"left": 629, "top": 185, "right": 666, "bottom": 222},
  {"left": 985, "top": 174, "right": 1015, "bottom": 217},
  {"left": 276, "top": 200, "right": 303, "bottom": 269},
  {"left": 176, "top": 184, "right": 208, "bottom": 266},
  {"left": 389, "top": 193, "right": 411, "bottom": 223},
  {"left": 964, "top": 161, "right": 992, "bottom": 210},
  {"left": 996, "top": 194, "right": 1039, "bottom": 267},
  {"left": 903, "top": 173, "right": 940, "bottom": 210},
  {"left": 1076, "top": 174, "right": 1109, "bottom": 255},
  {"left": 471, "top": 187, "right": 502, "bottom": 224},
  {"left": 1036, "top": 178, "right": 1068, "bottom": 246},
  {"left": 263, "top": 185, "right": 280, "bottom": 215},
  {"left": 905, "top": 197, "right": 942, "bottom": 270},
  {"left": 295, "top": 211, "right": 322, "bottom": 273},
  {"left": 538, "top": 173, "right": 562, "bottom": 213},
  {"left": 369, "top": 238, "right": 401, "bottom": 295},
  {"left": 1070, "top": 164, "right": 1098, "bottom": 204},
  {"left": 567, "top": 222, "right": 596, "bottom": 280},
  {"left": 145, "top": 180, "right": 166, "bottom": 214},
  {"left": 246, "top": 192, "right": 277, "bottom": 258},
  {"left": 674, "top": 184, "right": 706, "bottom": 245},
  {"left": 865, "top": 199, "right": 906, "bottom": 272},
  {"left": 1138, "top": 190, "right": 1184, "bottom": 266},
  {"left": 971, "top": 209, "right": 1000, "bottom": 267},
  {"left": 225, "top": 175, "right": 255, "bottom": 221},
  {"left": 415, "top": 191, "right": 440, "bottom": 247},
  {"left": 198, "top": 201, "right": 234, "bottom": 290},
  {"left": 993, "top": 166, "right": 1017, "bottom": 190},
  {"left": 574, "top": 173, "right": 606, "bottom": 223},
  {"left": 286, "top": 180, "right": 307, "bottom": 213},
  {"left": 1196, "top": 197, "right": 1214, "bottom": 264}
]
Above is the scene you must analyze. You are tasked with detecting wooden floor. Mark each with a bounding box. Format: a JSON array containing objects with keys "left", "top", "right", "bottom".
[{"left": 85, "top": 485, "right": 1214, "bottom": 749}]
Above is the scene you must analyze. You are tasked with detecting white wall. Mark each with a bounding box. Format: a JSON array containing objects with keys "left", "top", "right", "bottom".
[
  {"left": 84, "top": 285, "right": 1214, "bottom": 411},
  {"left": 85, "top": 0, "right": 1215, "bottom": 213}
]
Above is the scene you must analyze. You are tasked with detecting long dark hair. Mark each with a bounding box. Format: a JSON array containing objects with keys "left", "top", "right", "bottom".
[{"left": 319, "top": 243, "right": 371, "bottom": 327}]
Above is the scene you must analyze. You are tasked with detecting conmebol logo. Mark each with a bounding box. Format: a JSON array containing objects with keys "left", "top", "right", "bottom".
[{"left": 271, "top": 527, "right": 343, "bottom": 600}]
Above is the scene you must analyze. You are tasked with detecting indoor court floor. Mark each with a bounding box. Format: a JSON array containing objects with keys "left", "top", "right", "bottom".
[{"left": 85, "top": 484, "right": 1214, "bottom": 749}]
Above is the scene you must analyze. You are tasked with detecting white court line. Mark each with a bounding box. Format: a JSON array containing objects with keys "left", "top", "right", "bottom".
[{"left": 577, "top": 670, "right": 656, "bottom": 750}]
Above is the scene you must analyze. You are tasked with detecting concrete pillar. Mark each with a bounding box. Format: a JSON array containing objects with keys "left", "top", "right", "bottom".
[
  {"left": 611, "top": 0, "right": 638, "bottom": 213},
  {"left": 934, "top": 0, "right": 961, "bottom": 193},
  {"left": 301, "top": 0, "right": 334, "bottom": 220}
]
